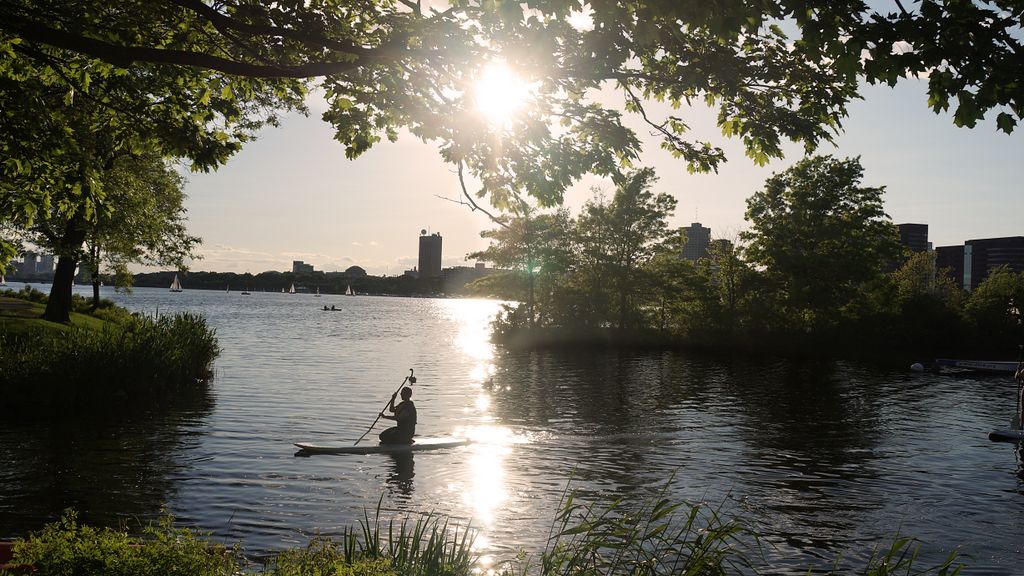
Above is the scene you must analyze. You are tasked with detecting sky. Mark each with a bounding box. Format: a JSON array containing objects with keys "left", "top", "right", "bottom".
[{"left": 180, "top": 75, "right": 1023, "bottom": 277}]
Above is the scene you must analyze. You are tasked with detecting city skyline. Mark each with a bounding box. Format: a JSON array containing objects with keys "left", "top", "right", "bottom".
[{"left": 179, "top": 80, "right": 1022, "bottom": 277}]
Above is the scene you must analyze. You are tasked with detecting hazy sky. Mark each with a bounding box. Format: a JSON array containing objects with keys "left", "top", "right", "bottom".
[{"left": 181, "top": 76, "right": 1022, "bottom": 276}]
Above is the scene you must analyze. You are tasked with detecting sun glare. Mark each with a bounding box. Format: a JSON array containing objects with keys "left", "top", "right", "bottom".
[{"left": 473, "top": 62, "right": 531, "bottom": 127}]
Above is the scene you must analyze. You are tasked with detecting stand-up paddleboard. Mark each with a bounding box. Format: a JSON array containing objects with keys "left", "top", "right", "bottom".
[
  {"left": 988, "top": 429, "right": 1024, "bottom": 443},
  {"left": 294, "top": 437, "right": 469, "bottom": 455}
]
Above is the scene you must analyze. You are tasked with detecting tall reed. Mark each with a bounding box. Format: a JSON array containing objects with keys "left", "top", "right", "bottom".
[{"left": 0, "top": 311, "right": 219, "bottom": 410}]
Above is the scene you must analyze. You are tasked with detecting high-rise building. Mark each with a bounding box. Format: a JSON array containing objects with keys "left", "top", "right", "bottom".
[
  {"left": 935, "top": 236, "right": 1024, "bottom": 291},
  {"left": 935, "top": 245, "right": 965, "bottom": 288},
  {"left": 292, "top": 260, "right": 314, "bottom": 274},
  {"left": 964, "top": 236, "right": 1024, "bottom": 290},
  {"left": 897, "top": 223, "right": 929, "bottom": 253},
  {"left": 418, "top": 231, "right": 443, "bottom": 278},
  {"left": 680, "top": 223, "right": 711, "bottom": 262}
]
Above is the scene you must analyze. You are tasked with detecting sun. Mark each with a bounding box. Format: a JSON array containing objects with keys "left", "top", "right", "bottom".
[{"left": 473, "top": 62, "right": 531, "bottom": 126}]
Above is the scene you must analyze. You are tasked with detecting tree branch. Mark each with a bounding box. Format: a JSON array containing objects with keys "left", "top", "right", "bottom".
[
  {"left": 168, "top": 0, "right": 374, "bottom": 56},
  {"left": 7, "top": 18, "right": 402, "bottom": 78},
  {"left": 447, "top": 162, "right": 507, "bottom": 228}
]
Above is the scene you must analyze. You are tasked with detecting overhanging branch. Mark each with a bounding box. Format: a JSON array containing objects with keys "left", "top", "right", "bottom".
[{"left": 7, "top": 18, "right": 396, "bottom": 78}]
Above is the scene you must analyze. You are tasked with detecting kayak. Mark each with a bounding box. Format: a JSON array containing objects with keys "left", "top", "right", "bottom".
[
  {"left": 988, "top": 429, "right": 1024, "bottom": 443},
  {"left": 294, "top": 437, "right": 469, "bottom": 454}
]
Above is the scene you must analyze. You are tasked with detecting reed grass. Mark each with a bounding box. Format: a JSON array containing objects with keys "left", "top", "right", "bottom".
[
  {"left": 1, "top": 500, "right": 964, "bottom": 576},
  {"left": 264, "top": 500, "right": 476, "bottom": 576},
  {"left": 0, "top": 309, "right": 219, "bottom": 410}
]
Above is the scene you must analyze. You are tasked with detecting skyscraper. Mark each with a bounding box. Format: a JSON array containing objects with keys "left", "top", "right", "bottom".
[
  {"left": 680, "top": 223, "right": 711, "bottom": 262},
  {"left": 418, "top": 231, "right": 442, "bottom": 278},
  {"left": 897, "top": 223, "right": 929, "bottom": 253}
]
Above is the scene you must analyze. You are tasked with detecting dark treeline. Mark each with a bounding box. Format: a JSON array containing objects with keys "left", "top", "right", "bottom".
[
  {"left": 129, "top": 270, "right": 453, "bottom": 297},
  {"left": 469, "top": 157, "right": 1024, "bottom": 361}
]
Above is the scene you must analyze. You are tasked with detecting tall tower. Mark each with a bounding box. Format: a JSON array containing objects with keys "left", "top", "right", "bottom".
[
  {"left": 680, "top": 223, "right": 711, "bottom": 262},
  {"left": 418, "top": 230, "right": 443, "bottom": 278},
  {"left": 897, "top": 223, "right": 929, "bottom": 253}
]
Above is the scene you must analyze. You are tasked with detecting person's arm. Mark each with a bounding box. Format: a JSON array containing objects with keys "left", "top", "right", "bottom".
[{"left": 379, "top": 393, "right": 399, "bottom": 419}]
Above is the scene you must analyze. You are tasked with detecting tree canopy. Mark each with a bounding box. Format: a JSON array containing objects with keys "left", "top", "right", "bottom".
[
  {"left": 741, "top": 155, "right": 902, "bottom": 330},
  {"left": 0, "top": 4, "right": 305, "bottom": 319},
  {"left": 4, "top": 0, "right": 1019, "bottom": 216}
]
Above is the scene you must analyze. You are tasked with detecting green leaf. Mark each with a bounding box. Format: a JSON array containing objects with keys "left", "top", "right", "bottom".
[{"left": 996, "top": 112, "right": 1017, "bottom": 134}]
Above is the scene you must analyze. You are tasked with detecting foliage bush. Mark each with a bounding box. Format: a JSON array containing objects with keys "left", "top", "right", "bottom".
[{"left": 0, "top": 308, "right": 219, "bottom": 410}]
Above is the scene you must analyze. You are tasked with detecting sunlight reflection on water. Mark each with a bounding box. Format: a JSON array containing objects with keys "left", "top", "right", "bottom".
[{"left": 2, "top": 284, "right": 1023, "bottom": 575}]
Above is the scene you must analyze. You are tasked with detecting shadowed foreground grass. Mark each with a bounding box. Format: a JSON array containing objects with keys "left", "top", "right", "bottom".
[{"left": 1, "top": 493, "right": 964, "bottom": 576}]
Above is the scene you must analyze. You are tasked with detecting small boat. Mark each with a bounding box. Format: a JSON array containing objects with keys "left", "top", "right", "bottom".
[
  {"left": 241, "top": 287, "right": 251, "bottom": 295},
  {"left": 289, "top": 283, "right": 296, "bottom": 294},
  {"left": 315, "top": 286, "right": 321, "bottom": 297},
  {"left": 933, "top": 359, "right": 1019, "bottom": 374},
  {"left": 169, "top": 274, "right": 183, "bottom": 292},
  {"left": 345, "top": 284, "right": 355, "bottom": 296}
]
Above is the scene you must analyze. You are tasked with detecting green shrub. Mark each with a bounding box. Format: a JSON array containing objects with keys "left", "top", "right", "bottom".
[
  {"left": 5, "top": 511, "right": 237, "bottom": 576},
  {"left": 0, "top": 311, "right": 219, "bottom": 410}
]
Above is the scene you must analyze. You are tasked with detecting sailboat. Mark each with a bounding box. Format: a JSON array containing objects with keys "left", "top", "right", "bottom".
[
  {"left": 345, "top": 285, "right": 355, "bottom": 296},
  {"left": 289, "top": 283, "right": 296, "bottom": 294},
  {"left": 169, "top": 274, "right": 183, "bottom": 292},
  {"left": 314, "top": 286, "right": 321, "bottom": 297},
  {"left": 225, "top": 285, "right": 230, "bottom": 294}
]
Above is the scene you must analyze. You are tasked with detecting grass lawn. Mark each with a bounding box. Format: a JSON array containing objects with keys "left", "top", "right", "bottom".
[{"left": 0, "top": 296, "right": 111, "bottom": 335}]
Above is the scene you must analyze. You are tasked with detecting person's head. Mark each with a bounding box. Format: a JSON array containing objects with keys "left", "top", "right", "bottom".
[{"left": 400, "top": 387, "right": 413, "bottom": 400}]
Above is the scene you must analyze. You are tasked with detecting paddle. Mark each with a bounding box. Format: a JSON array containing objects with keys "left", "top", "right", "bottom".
[
  {"left": 1013, "top": 344, "right": 1023, "bottom": 430},
  {"left": 354, "top": 368, "right": 416, "bottom": 445}
]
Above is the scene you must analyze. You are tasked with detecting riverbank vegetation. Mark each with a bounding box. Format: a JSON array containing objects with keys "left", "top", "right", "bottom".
[
  {"left": 1, "top": 496, "right": 963, "bottom": 576},
  {"left": 0, "top": 288, "right": 219, "bottom": 412},
  {"left": 470, "top": 156, "right": 1024, "bottom": 361}
]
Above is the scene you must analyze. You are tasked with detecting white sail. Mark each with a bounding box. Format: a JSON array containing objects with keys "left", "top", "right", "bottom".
[
  {"left": 169, "top": 274, "right": 183, "bottom": 292},
  {"left": 346, "top": 285, "right": 354, "bottom": 296},
  {"left": 289, "top": 283, "right": 296, "bottom": 294},
  {"left": 315, "top": 286, "right": 321, "bottom": 297}
]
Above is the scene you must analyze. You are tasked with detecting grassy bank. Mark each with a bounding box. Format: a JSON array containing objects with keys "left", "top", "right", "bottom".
[
  {"left": 1, "top": 496, "right": 964, "bottom": 576},
  {"left": 0, "top": 288, "right": 219, "bottom": 411}
]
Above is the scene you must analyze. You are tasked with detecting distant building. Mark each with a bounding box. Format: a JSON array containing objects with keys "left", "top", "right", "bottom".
[
  {"left": 709, "top": 239, "right": 734, "bottom": 258},
  {"left": 37, "top": 254, "right": 54, "bottom": 275},
  {"left": 12, "top": 251, "right": 55, "bottom": 280},
  {"left": 897, "top": 223, "right": 929, "bottom": 253},
  {"left": 964, "top": 236, "right": 1024, "bottom": 290},
  {"left": 935, "top": 245, "right": 965, "bottom": 288},
  {"left": 292, "top": 260, "right": 314, "bottom": 274},
  {"left": 680, "top": 223, "right": 712, "bottom": 262},
  {"left": 935, "top": 236, "right": 1024, "bottom": 291},
  {"left": 344, "top": 265, "right": 367, "bottom": 278},
  {"left": 418, "top": 231, "right": 443, "bottom": 279},
  {"left": 21, "top": 252, "right": 37, "bottom": 276},
  {"left": 442, "top": 263, "right": 506, "bottom": 293}
]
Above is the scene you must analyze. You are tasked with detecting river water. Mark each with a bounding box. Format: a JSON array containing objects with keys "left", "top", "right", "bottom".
[{"left": 1, "top": 283, "right": 1023, "bottom": 574}]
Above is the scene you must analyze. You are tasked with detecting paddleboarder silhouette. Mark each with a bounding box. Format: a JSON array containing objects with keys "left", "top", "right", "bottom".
[{"left": 379, "top": 387, "right": 416, "bottom": 444}]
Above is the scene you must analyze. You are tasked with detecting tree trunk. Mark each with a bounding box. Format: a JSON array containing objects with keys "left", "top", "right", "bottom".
[
  {"left": 43, "top": 216, "right": 88, "bottom": 323},
  {"left": 91, "top": 245, "right": 101, "bottom": 309}
]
